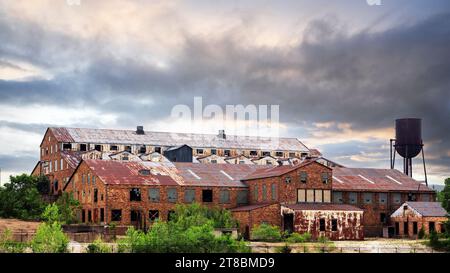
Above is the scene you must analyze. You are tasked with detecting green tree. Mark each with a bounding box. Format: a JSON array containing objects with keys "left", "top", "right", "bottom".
[
  {"left": 251, "top": 224, "right": 282, "bottom": 242},
  {"left": 31, "top": 204, "right": 69, "bottom": 253},
  {"left": 55, "top": 192, "right": 80, "bottom": 224},
  {"left": 441, "top": 178, "right": 450, "bottom": 213},
  {"left": 0, "top": 174, "right": 45, "bottom": 220}
]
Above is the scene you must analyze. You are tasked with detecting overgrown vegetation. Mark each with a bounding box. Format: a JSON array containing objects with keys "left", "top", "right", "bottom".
[
  {"left": 428, "top": 177, "right": 450, "bottom": 251},
  {"left": 30, "top": 204, "right": 69, "bottom": 253},
  {"left": 87, "top": 237, "right": 113, "bottom": 253},
  {"left": 251, "top": 224, "right": 282, "bottom": 242},
  {"left": 285, "top": 232, "right": 312, "bottom": 243},
  {"left": 0, "top": 174, "right": 47, "bottom": 220},
  {"left": 118, "top": 203, "right": 249, "bottom": 253},
  {"left": 0, "top": 229, "right": 27, "bottom": 253},
  {"left": 54, "top": 192, "right": 80, "bottom": 224}
]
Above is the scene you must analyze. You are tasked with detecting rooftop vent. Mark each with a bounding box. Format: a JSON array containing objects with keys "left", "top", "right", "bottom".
[
  {"left": 136, "top": 126, "right": 145, "bottom": 135},
  {"left": 138, "top": 169, "right": 151, "bottom": 176},
  {"left": 218, "top": 130, "right": 226, "bottom": 139}
]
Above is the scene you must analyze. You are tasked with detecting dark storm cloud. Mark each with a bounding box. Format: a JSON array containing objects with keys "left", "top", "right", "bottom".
[
  {"left": 0, "top": 9, "right": 449, "bottom": 180},
  {"left": 0, "top": 154, "right": 37, "bottom": 173}
]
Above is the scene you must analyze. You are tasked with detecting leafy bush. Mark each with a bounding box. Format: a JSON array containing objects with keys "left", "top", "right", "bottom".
[
  {"left": 31, "top": 204, "right": 69, "bottom": 253},
  {"left": 318, "top": 235, "right": 330, "bottom": 244},
  {"left": 429, "top": 231, "right": 439, "bottom": 246},
  {"left": 87, "top": 237, "right": 113, "bottom": 253},
  {"left": 118, "top": 204, "right": 249, "bottom": 253},
  {"left": 418, "top": 226, "right": 426, "bottom": 239},
  {"left": 276, "top": 244, "right": 292, "bottom": 253},
  {"left": 251, "top": 224, "right": 282, "bottom": 242},
  {"left": 285, "top": 232, "right": 312, "bottom": 243},
  {"left": 55, "top": 192, "right": 80, "bottom": 224},
  {"left": 0, "top": 229, "right": 27, "bottom": 253}
]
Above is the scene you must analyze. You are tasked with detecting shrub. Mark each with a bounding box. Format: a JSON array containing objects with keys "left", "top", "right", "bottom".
[
  {"left": 87, "top": 237, "right": 113, "bottom": 253},
  {"left": 418, "top": 226, "right": 426, "bottom": 239},
  {"left": 0, "top": 229, "right": 27, "bottom": 253},
  {"left": 31, "top": 222, "right": 69, "bottom": 253},
  {"left": 285, "top": 232, "right": 312, "bottom": 243},
  {"left": 251, "top": 224, "right": 282, "bottom": 242},
  {"left": 276, "top": 244, "right": 292, "bottom": 253},
  {"left": 429, "top": 231, "right": 439, "bottom": 247},
  {"left": 318, "top": 235, "right": 330, "bottom": 244}
]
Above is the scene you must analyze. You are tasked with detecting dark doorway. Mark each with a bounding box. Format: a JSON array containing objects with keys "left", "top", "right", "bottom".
[
  {"left": 244, "top": 226, "right": 250, "bottom": 240},
  {"left": 429, "top": 222, "right": 435, "bottom": 233},
  {"left": 403, "top": 222, "right": 409, "bottom": 236},
  {"left": 413, "top": 222, "right": 418, "bottom": 235},
  {"left": 395, "top": 222, "right": 400, "bottom": 236},
  {"left": 131, "top": 210, "right": 143, "bottom": 230},
  {"left": 283, "top": 214, "right": 294, "bottom": 233}
]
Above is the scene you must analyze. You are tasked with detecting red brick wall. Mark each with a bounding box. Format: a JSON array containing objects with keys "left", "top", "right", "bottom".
[{"left": 231, "top": 204, "right": 281, "bottom": 237}]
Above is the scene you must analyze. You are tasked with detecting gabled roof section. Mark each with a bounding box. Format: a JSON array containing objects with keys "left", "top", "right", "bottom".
[
  {"left": 243, "top": 160, "right": 331, "bottom": 180},
  {"left": 391, "top": 202, "right": 448, "bottom": 217},
  {"left": 332, "top": 167, "right": 435, "bottom": 192},
  {"left": 45, "top": 127, "right": 310, "bottom": 151}
]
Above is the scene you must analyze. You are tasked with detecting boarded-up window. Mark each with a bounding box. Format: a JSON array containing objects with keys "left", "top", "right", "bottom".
[
  {"left": 149, "top": 210, "right": 159, "bottom": 222},
  {"left": 184, "top": 189, "right": 196, "bottom": 203},
  {"left": 297, "top": 189, "right": 306, "bottom": 203},
  {"left": 167, "top": 188, "right": 177, "bottom": 203},
  {"left": 262, "top": 185, "right": 267, "bottom": 201},
  {"left": 306, "top": 189, "right": 315, "bottom": 203},
  {"left": 349, "top": 192, "right": 358, "bottom": 204},
  {"left": 271, "top": 184, "right": 277, "bottom": 201},
  {"left": 323, "top": 190, "right": 331, "bottom": 203},
  {"left": 111, "top": 210, "right": 122, "bottom": 221},
  {"left": 219, "top": 190, "right": 230, "bottom": 204},
  {"left": 363, "top": 193, "right": 373, "bottom": 204},
  {"left": 379, "top": 193, "right": 387, "bottom": 204},
  {"left": 254, "top": 185, "right": 258, "bottom": 202},
  {"left": 148, "top": 188, "right": 160, "bottom": 202},
  {"left": 315, "top": 189, "right": 323, "bottom": 203},
  {"left": 237, "top": 190, "right": 248, "bottom": 205},
  {"left": 333, "top": 192, "right": 343, "bottom": 203},
  {"left": 393, "top": 193, "right": 401, "bottom": 204}
]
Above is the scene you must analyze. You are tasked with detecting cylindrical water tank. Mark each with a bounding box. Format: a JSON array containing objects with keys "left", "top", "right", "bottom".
[{"left": 395, "top": 118, "right": 423, "bottom": 158}]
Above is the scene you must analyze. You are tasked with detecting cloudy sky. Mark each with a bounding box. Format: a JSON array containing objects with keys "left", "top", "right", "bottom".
[{"left": 0, "top": 0, "right": 449, "bottom": 185}]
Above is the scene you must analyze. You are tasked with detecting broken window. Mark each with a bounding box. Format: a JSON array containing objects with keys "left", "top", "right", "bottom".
[
  {"left": 184, "top": 189, "right": 196, "bottom": 203},
  {"left": 139, "top": 169, "right": 151, "bottom": 176},
  {"left": 154, "top": 147, "right": 161, "bottom": 153},
  {"left": 271, "top": 184, "right": 277, "bottom": 201},
  {"left": 349, "top": 192, "right": 358, "bottom": 204},
  {"left": 300, "top": 171, "right": 308, "bottom": 183},
  {"left": 94, "top": 189, "right": 98, "bottom": 203},
  {"left": 149, "top": 210, "right": 159, "bottom": 222},
  {"left": 224, "top": 150, "right": 231, "bottom": 157},
  {"left": 79, "top": 144, "right": 87, "bottom": 151},
  {"left": 130, "top": 188, "right": 142, "bottom": 202},
  {"left": 275, "top": 151, "right": 283, "bottom": 157},
  {"left": 167, "top": 188, "right": 177, "bottom": 203},
  {"left": 363, "top": 193, "right": 373, "bottom": 204},
  {"left": 333, "top": 192, "right": 343, "bottom": 203},
  {"left": 202, "top": 189, "right": 213, "bottom": 203},
  {"left": 148, "top": 188, "right": 160, "bottom": 202},
  {"left": 331, "top": 219, "right": 338, "bottom": 231},
  {"left": 393, "top": 193, "right": 401, "bottom": 204},
  {"left": 321, "top": 172, "right": 330, "bottom": 184},
  {"left": 250, "top": 151, "right": 258, "bottom": 156},
  {"left": 237, "top": 190, "right": 248, "bottom": 205},
  {"left": 262, "top": 151, "right": 271, "bottom": 156},
  {"left": 319, "top": 218, "right": 326, "bottom": 232},
  {"left": 100, "top": 208, "right": 104, "bottom": 222},
  {"left": 407, "top": 193, "right": 417, "bottom": 201},
  {"left": 63, "top": 143, "right": 72, "bottom": 150},
  {"left": 95, "top": 145, "right": 102, "bottom": 152},
  {"left": 110, "top": 145, "right": 118, "bottom": 151},
  {"left": 196, "top": 149, "right": 204, "bottom": 155},
  {"left": 379, "top": 193, "right": 387, "bottom": 204},
  {"left": 139, "top": 145, "right": 146, "bottom": 154},
  {"left": 111, "top": 210, "right": 122, "bottom": 221},
  {"left": 262, "top": 185, "right": 267, "bottom": 201},
  {"left": 219, "top": 190, "right": 230, "bottom": 204},
  {"left": 124, "top": 146, "right": 132, "bottom": 153},
  {"left": 380, "top": 213, "right": 386, "bottom": 224},
  {"left": 289, "top": 152, "right": 296, "bottom": 158},
  {"left": 211, "top": 149, "right": 217, "bottom": 155},
  {"left": 285, "top": 176, "right": 291, "bottom": 184}
]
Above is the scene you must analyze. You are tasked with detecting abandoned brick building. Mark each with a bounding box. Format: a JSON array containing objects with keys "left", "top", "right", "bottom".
[
  {"left": 32, "top": 126, "right": 314, "bottom": 194},
  {"left": 390, "top": 202, "right": 448, "bottom": 238},
  {"left": 34, "top": 126, "right": 439, "bottom": 240}
]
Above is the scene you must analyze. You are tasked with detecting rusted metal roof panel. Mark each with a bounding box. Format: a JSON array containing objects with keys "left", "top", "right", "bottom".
[
  {"left": 48, "top": 127, "right": 309, "bottom": 151},
  {"left": 332, "top": 167, "right": 434, "bottom": 192},
  {"left": 404, "top": 202, "right": 448, "bottom": 217},
  {"left": 61, "top": 151, "right": 82, "bottom": 169},
  {"left": 243, "top": 160, "right": 329, "bottom": 180},
  {"left": 230, "top": 203, "right": 275, "bottom": 212},
  {"left": 284, "top": 203, "right": 363, "bottom": 212}
]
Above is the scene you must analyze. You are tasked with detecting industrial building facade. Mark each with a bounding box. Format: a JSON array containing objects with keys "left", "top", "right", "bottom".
[{"left": 34, "top": 126, "right": 440, "bottom": 240}]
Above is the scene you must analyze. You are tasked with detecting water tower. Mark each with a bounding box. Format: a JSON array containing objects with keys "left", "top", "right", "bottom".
[{"left": 390, "top": 118, "right": 428, "bottom": 185}]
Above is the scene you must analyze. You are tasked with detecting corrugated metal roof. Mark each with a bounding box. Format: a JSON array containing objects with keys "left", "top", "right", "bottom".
[
  {"left": 49, "top": 127, "right": 309, "bottom": 151},
  {"left": 242, "top": 160, "right": 328, "bottom": 180},
  {"left": 332, "top": 167, "right": 434, "bottom": 192},
  {"left": 283, "top": 203, "right": 363, "bottom": 212},
  {"left": 81, "top": 160, "right": 267, "bottom": 187},
  {"left": 60, "top": 151, "right": 82, "bottom": 169},
  {"left": 404, "top": 202, "right": 448, "bottom": 217}
]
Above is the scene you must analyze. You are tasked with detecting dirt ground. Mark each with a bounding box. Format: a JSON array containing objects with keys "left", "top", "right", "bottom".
[{"left": 0, "top": 219, "right": 41, "bottom": 233}]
